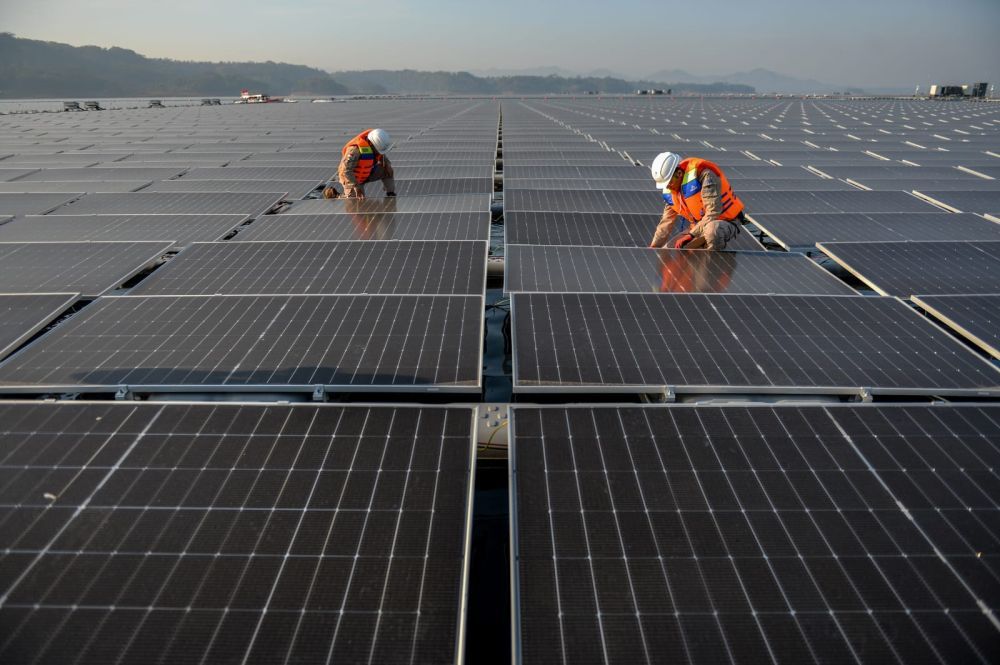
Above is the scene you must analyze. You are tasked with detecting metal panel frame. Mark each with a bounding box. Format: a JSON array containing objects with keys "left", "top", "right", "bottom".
[{"left": 912, "top": 294, "right": 1000, "bottom": 360}]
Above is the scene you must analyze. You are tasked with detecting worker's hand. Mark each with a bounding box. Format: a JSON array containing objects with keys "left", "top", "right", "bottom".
[
  {"left": 385, "top": 191, "right": 396, "bottom": 197},
  {"left": 322, "top": 187, "right": 338, "bottom": 199},
  {"left": 673, "top": 233, "right": 695, "bottom": 249}
]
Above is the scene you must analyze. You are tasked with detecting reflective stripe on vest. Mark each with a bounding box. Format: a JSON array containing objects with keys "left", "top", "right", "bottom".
[{"left": 665, "top": 158, "right": 744, "bottom": 223}]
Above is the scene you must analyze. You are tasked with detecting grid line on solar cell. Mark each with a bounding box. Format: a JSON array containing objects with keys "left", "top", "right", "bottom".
[
  {"left": 912, "top": 295, "right": 1000, "bottom": 359},
  {"left": 0, "top": 241, "right": 172, "bottom": 297},
  {"left": 144, "top": 180, "right": 320, "bottom": 198},
  {"left": 0, "top": 214, "right": 249, "bottom": 247},
  {"left": 283, "top": 195, "right": 489, "bottom": 215},
  {"left": 505, "top": 190, "right": 663, "bottom": 214},
  {"left": 740, "top": 190, "right": 940, "bottom": 214},
  {"left": 0, "top": 293, "right": 78, "bottom": 360},
  {"left": 0, "top": 401, "right": 474, "bottom": 665},
  {"left": 504, "top": 246, "right": 856, "bottom": 295},
  {"left": 817, "top": 241, "right": 1000, "bottom": 297},
  {"left": 511, "top": 404, "right": 1000, "bottom": 665},
  {"left": 512, "top": 293, "right": 1000, "bottom": 395},
  {"left": 0, "top": 294, "right": 483, "bottom": 392},
  {"left": 48, "top": 193, "right": 285, "bottom": 216},
  {"left": 235, "top": 212, "right": 490, "bottom": 242},
  {"left": 749, "top": 212, "right": 1000, "bottom": 251},
  {"left": 129, "top": 241, "right": 487, "bottom": 296}
]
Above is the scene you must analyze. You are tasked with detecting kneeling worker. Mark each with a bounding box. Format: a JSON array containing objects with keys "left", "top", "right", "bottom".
[
  {"left": 324, "top": 128, "right": 396, "bottom": 199},
  {"left": 649, "top": 152, "right": 746, "bottom": 250}
]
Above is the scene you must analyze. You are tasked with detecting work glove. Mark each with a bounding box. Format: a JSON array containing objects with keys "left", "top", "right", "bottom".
[
  {"left": 673, "top": 233, "right": 694, "bottom": 249},
  {"left": 322, "top": 187, "right": 338, "bottom": 199}
]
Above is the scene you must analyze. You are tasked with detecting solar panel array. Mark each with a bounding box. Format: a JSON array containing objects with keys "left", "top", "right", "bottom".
[{"left": 2, "top": 96, "right": 999, "bottom": 663}]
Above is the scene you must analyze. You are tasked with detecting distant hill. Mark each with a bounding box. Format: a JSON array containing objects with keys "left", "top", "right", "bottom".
[
  {"left": 646, "top": 67, "right": 864, "bottom": 94},
  {"left": 332, "top": 70, "right": 753, "bottom": 95},
  {"left": 0, "top": 34, "right": 754, "bottom": 98},
  {"left": 0, "top": 33, "right": 349, "bottom": 97}
]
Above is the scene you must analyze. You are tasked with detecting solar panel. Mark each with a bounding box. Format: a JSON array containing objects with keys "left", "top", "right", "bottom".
[
  {"left": 0, "top": 181, "right": 150, "bottom": 194},
  {"left": 0, "top": 242, "right": 171, "bottom": 297},
  {"left": 849, "top": 178, "right": 1000, "bottom": 192},
  {"left": 912, "top": 294, "right": 1000, "bottom": 359},
  {"left": 0, "top": 193, "right": 81, "bottom": 216},
  {"left": 505, "top": 246, "right": 856, "bottom": 295},
  {"left": 748, "top": 212, "right": 1000, "bottom": 251},
  {"left": 812, "top": 165, "right": 979, "bottom": 179},
  {"left": 502, "top": 166, "right": 647, "bottom": 180},
  {"left": 282, "top": 195, "right": 489, "bottom": 215},
  {"left": 0, "top": 168, "right": 40, "bottom": 182},
  {"left": 0, "top": 214, "right": 248, "bottom": 247},
  {"left": 511, "top": 404, "right": 1000, "bottom": 665},
  {"left": 179, "top": 166, "right": 334, "bottom": 181},
  {"left": 817, "top": 241, "right": 1000, "bottom": 297},
  {"left": 740, "top": 190, "right": 940, "bottom": 214},
  {"left": 130, "top": 241, "right": 487, "bottom": 296},
  {"left": 48, "top": 192, "right": 285, "bottom": 216},
  {"left": 915, "top": 191, "right": 1000, "bottom": 217},
  {"left": 0, "top": 294, "right": 482, "bottom": 394},
  {"left": 0, "top": 401, "right": 474, "bottom": 665},
  {"left": 504, "top": 211, "right": 763, "bottom": 251},
  {"left": 391, "top": 166, "right": 495, "bottom": 180},
  {"left": 144, "top": 179, "right": 319, "bottom": 198},
  {"left": 235, "top": 212, "right": 490, "bottom": 242},
  {"left": 15, "top": 167, "right": 187, "bottom": 181},
  {"left": 512, "top": 293, "right": 1000, "bottom": 396},
  {"left": 505, "top": 190, "right": 663, "bottom": 214},
  {"left": 0, "top": 293, "right": 78, "bottom": 360},
  {"left": 504, "top": 179, "right": 651, "bottom": 191},
  {"left": 120, "top": 152, "right": 251, "bottom": 163}
]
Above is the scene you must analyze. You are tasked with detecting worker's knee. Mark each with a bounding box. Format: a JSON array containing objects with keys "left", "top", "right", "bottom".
[{"left": 701, "top": 221, "right": 723, "bottom": 250}]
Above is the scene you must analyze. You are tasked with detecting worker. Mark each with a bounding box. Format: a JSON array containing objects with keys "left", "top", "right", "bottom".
[
  {"left": 649, "top": 152, "right": 746, "bottom": 250},
  {"left": 323, "top": 128, "right": 396, "bottom": 199}
]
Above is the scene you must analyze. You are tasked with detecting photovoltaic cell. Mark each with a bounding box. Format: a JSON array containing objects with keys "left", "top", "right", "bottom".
[
  {"left": 749, "top": 212, "right": 1000, "bottom": 251},
  {"left": 740, "top": 190, "right": 940, "bottom": 214},
  {"left": 505, "top": 190, "right": 664, "bottom": 214},
  {"left": 0, "top": 214, "right": 249, "bottom": 247},
  {"left": 235, "top": 212, "right": 490, "bottom": 242},
  {"left": 129, "top": 241, "right": 487, "bottom": 295},
  {"left": 0, "top": 293, "right": 78, "bottom": 360},
  {"left": 911, "top": 294, "right": 1000, "bottom": 359},
  {"left": 511, "top": 404, "right": 1000, "bottom": 665},
  {"left": 512, "top": 293, "right": 1000, "bottom": 395},
  {"left": 0, "top": 401, "right": 474, "bottom": 665},
  {"left": 0, "top": 294, "right": 482, "bottom": 393},
  {"left": 282, "top": 195, "right": 489, "bottom": 215},
  {"left": 817, "top": 241, "right": 1000, "bottom": 297},
  {"left": 47, "top": 192, "right": 285, "bottom": 216},
  {"left": 0, "top": 241, "right": 171, "bottom": 297},
  {"left": 144, "top": 180, "right": 321, "bottom": 199},
  {"left": 505, "top": 246, "right": 855, "bottom": 295}
]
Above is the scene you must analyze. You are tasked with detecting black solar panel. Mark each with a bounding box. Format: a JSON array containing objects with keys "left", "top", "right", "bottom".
[
  {"left": 15, "top": 167, "right": 187, "bottom": 182},
  {"left": 144, "top": 180, "right": 321, "bottom": 198},
  {"left": 48, "top": 193, "right": 285, "bottom": 216},
  {"left": 235, "top": 212, "right": 491, "bottom": 242},
  {"left": 179, "top": 166, "right": 334, "bottom": 181},
  {"left": 0, "top": 401, "right": 474, "bottom": 665},
  {"left": 849, "top": 178, "right": 1000, "bottom": 192},
  {"left": 502, "top": 165, "right": 648, "bottom": 180},
  {"left": 0, "top": 214, "right": 249, "bottom": 247},
  {"left": 505, "top": 246, "right": 855, "bottom": 295},
  {"left": 504, "top": 178, "right": 651, "bottom": 191},
  {"left": 511, "top": 404, "right": 1000, "bottom": 665},
  {"left": 504, "top": 211, "right": 763, "bottom": 251},
  {"left": 741, "top": 191, "right": 940, "bottom": 214},
  {"left": 916, "top": 191, "right": 1000, "bottom": 217},
  {"left": 391, "top": 166, "right": 495, "bottom": 180},
  {"left": 0, "top": 241, "right": 171, "bottom": 297},
  {"left": 0, "top": 193, "right": 81, "bottom": 216},
  {"left": 0, "top": 181, "right": 149, "bottom": 194},
  {"left": 130, "top": 241, "right": 487, "bottom": 295},
  {"left": 505, "top": 190, "right": 663, "bottom": 214},
  {"left": 912, "top": 294, "right": 1000, "bottom": 359},
  {"left": 512, "top": 293, "right": 1000, "bottom": 396},
  {"left": 813, "top": 165, "right": 978, "bottom": 179},
  {"left": 817, "top": 241, "right": 1000, "bottom": 297},
  {"left": 0, "top": 295, "right": 482, "bottom": 393},
  {"left": 0, "top": 293, "right": 78, "bottom": 360},
  {"left": 283, "top": 195, "right": 489, "bottom": 215}
]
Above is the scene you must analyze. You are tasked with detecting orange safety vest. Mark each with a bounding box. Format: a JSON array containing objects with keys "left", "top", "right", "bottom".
[
  {"left": 342, "top": 129, "right": 384, "bottom": 184},
  {"left": 662, "top": 158, "right": 744, "bottom": 223}
]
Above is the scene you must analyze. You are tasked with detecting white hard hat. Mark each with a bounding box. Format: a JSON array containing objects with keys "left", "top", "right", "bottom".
[
  {"left": 367, "top": 128, "right": 394, "bottom": 154},
  {"left": 651, "top": 151, "right": 681, "bottom": 188}
]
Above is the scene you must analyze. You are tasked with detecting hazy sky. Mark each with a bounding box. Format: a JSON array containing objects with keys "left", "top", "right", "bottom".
[{"left": 2, "top": 0, "right": 998, "bottom": 87}]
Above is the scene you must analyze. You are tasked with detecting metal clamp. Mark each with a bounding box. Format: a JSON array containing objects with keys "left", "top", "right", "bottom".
[
  {"left": 115, "top": 385, "right": 133, "bottom": 401},
  {"left": 312, "top": 384, "right": 327, "bottom": 402}
]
